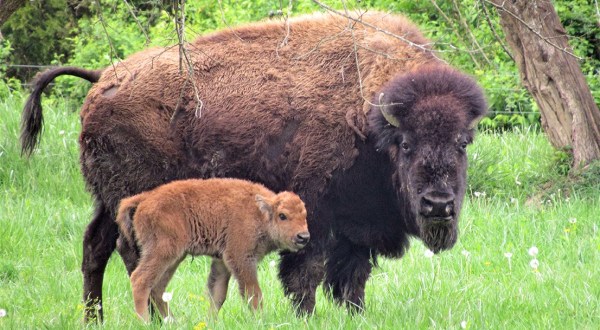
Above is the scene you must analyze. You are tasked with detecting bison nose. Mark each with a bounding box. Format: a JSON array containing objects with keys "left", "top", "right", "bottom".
[
  {"left": 420, "top": 193, "right": 454, "bottom": 219},
  {"left": 295, "top": 232, "right": 310, "bottom": 246}
]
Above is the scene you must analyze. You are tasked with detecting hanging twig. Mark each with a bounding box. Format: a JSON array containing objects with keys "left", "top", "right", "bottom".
[
  {"left": 479, "top": 0, "right": 514, "bottom": 62},
  {"left": 122, "top": 0, "right": 151, "bottom": 46},
  {"left": 450, "top": 0, "right": 491, "bottom": 66},
  {"left": 429, "top": 0, "right": 482, "bottom": 69},
  {"left": 172, "top": 0, "right": 203, "bottom": 118}
]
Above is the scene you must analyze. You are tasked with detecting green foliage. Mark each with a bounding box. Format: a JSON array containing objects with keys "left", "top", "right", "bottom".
[{"left": 1, "top": 0, "right": 80, "bottom": 81}]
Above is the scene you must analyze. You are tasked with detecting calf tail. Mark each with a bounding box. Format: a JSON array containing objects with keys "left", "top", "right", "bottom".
[
  {"left": 115, "top": 193, "right": 146, "bottom": 244},
  {"left": 21, "top": 67, "right": 103, "bottom": 157}
]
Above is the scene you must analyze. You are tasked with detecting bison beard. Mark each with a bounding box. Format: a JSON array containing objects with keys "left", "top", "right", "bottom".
[
  {"left": 420, "top": 222, "right": 458, "bottom": 253},
  {"left": 20, "top": 11, "right": 487, "bottom": 321}
]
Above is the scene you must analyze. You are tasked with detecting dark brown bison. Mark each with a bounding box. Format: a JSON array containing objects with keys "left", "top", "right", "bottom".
[
  {"left": 21, "top": 12, "right": 487, "bottom": 321},
  {"left": 115, "top": 178, "right": 309, "bottom": 322}
]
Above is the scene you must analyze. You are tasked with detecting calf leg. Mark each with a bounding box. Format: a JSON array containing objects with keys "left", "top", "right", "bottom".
[
  {"left": 207, "top": 258, "right": 231, "bottom": 313},
  {"left": 324, "top": 236, "right": 373, "bottom": 313},
  {"left": 149, "top": 257, "right": 184, "bottom": 319},
  {"left": 130, "top": 253, "right": 175, "bottom": 323},
  {"left": 278, "top": 244, "right": 326, "bottom": 315},
  {"left": 82, "top": 202, "right": 119, "bottom": 322},
  {"left": 224, "top": 254, "right": 262, "bottom": 310}
]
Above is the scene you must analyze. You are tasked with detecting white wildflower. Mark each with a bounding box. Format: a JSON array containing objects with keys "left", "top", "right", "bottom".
[
  {"left": 528, "top": 246, "right": 538, "bottom": 257},
  {"left": 269, "top": 260, "right": 277, "bottom": 268},
  {"left": 59, "top": 130, "right": 65, "bottom": 135},
  {"left": 162, "top": 291, "right": 173, "bottom": 302},
  {"left": 568, "top": 218, "right": 577, "bottom": 224},
  {"left": 510, "top": 197, "right": 518, "bottom": 204},
  {"left": 504, "top": 252, "right": 512, "bottom": 259},
  {"left": 461, "top": 250, "right": 471, "bottom": 257},
  {"left": 0, "top": 309, "right": 6, "bottom": 318},
  {"left": 530, "top": 258, "right": 539, "bottom": 270},
  {"left": 424, "top": 249, "right": 435, "bottom": 258},
  {"left": 460, "top": 320, "right": 467, "bottom": 329},
  {"left": 164, "top": 315, "right": 175, "bottom": 324}
]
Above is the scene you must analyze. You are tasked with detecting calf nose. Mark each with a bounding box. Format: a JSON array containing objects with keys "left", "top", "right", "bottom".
[
  {"left": 420, "top": 193, "right": 454, "bottom": 219},
  {"left": 295, "top": 232, "right": 310, "bottom": 246}
]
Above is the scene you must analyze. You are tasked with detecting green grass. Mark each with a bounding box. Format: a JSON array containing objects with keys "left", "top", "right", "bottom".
[{"left": 1, "top": 93, "right": 599, "bottom": 329}]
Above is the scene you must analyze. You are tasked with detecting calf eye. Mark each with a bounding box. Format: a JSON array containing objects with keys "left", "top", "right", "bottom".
[{"left": 278, "top": 213, "right": 288, "bottom": 221}]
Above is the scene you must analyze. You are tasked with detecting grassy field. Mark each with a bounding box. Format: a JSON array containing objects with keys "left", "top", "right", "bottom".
[{"left": 1, "top": 92, "right": 599, "bottom": 329}]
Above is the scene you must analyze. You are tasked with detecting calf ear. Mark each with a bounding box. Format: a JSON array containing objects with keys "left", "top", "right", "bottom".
[{"left": 255, "top": 195, "right": 274, "bottom": 220}]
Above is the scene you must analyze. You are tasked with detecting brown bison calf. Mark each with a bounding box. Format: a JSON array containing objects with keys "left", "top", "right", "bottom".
[{"left": 115, "top": 178, "right": 309, "bottom": 322}]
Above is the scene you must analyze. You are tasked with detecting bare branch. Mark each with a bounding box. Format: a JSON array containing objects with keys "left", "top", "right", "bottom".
[
  {"left": 93, "top": 0, "right": 121, "bottom": 80},
  {"left": 479, "top": 0, "right": 514, "bottom": 62},
  {"left": 172, "top": 0, "right": 203, "bottom": 118},
  {"left": 450, "top": 0, "right": 491, "bottom": 66},
  {"left": 217, "top": 0, "right": 245, "bottom": 41},
  {"left": 311, "top": 0, "right": 433, "bottom": 53},
  {"left": 484, "top": 0, "right": 583, "bottom": 60},
  {"left": 122, "top": 0, "right": 151, "bottom": 46},
  {"left": 429, "top": 0, "right": 482, "bottom": 69}
]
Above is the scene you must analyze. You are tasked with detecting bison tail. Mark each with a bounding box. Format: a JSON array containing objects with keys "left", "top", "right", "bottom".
[
  {"left": 20, "top": 67, "right": 103, "bottom": 157},
  {"left": 115, "top": 193, "right": 146, "bottom": 244}
]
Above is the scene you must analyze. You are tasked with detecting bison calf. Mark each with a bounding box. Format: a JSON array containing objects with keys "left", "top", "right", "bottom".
[{"left": 115, "top": 178, "right": 309, "bottom": 322}]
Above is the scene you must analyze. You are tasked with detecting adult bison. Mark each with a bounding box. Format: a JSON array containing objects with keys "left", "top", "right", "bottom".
[{"left": 21, "top": 12, "right": 486, "bottom": 321}]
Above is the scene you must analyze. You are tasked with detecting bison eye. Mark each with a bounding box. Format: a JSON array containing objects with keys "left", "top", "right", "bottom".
[
  {"left": 400, "top": 142, "right": 410, "bottom": 152},
  {"left": 278, "top": 213, "right": 288, "bottom": 221},
  {"left": 460, "top": 142, "right": 468, "bottom": 150}
]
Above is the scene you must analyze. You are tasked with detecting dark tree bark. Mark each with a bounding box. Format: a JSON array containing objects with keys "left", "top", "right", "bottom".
[
  {"left": 488, "top": 0, "right": 600, "bottom": 167},
  {"left": 0, "top": 0, "right": 26, "bottom": 27}
]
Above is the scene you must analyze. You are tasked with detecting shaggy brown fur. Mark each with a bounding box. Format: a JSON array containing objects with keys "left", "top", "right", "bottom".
[
  {"left": 20, "top": 11, "right": 487, "bottom": 320},
  {"left": 115, "top": 178, "right": 309, "bottom": 322}
]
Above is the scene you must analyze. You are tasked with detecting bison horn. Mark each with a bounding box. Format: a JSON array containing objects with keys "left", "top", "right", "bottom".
[{"left": 379, "top": 93, "right": 400, "bottom": 127}]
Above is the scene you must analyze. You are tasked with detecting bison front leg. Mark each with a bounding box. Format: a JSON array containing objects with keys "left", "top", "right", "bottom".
[
  {"left": 324, "top": 236, "right": 373, "bottom": 313},
  {"left": 82, "top": 202, "right": 119, "bottom": 322},
  {"left": 278, "top": 244, "right": 326, "bottom": 315}
]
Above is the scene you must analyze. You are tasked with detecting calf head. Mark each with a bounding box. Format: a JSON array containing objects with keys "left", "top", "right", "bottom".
[
  {"left": 369, "top": 65, "right": 487, "bottom": 253},
  {"left": 256, "top": 191, "right": 309, "bottom": 252}
]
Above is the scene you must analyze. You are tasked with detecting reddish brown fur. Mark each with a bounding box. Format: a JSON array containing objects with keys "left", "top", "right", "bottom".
[{"left": 115, "top": 178, "right": 309, "bottom": 322}]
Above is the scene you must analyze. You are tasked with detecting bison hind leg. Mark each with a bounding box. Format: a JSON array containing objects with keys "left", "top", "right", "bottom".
[
  {"left": 278, "top": 244, "right": 325, "bottom": 315},
  {"left": 324, "top": 236, "right": 374, "bottom": 313},
  {"left": 82, "top": 201, "right": 120, "bottom": 322}
]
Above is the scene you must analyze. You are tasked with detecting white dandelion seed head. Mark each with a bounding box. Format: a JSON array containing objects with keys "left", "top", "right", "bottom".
[
  {"left": 461, "top": 250, "right": 471, "bottom": 257},
  {"left": 424, "top": 249, "right": 435, "bottom": 258},
  {"left": 568, "top": 218, "right": 577, "bottom": 224},
  {"left": 0, "top": 309, "right": 6, "bottom": 318},
  {"left": 530, "top": 258, "right": 539, "bottom": 269},
  {"left": 59, "top": 130, "right": 65, "bottom": 136},
  {"left": 510, "top": 197, "right": 518, "bottom": 204},
  {"left": 164, "top": 315, "right": 175, "bottom": 323},
  {"left": 269, "top": 260, "right": 277, "bottom": 268},
  {"left": 94, "top": 303, "right": 102, "bottom": 310},
  {"left": 162, "top": 291, "right": 173, "bottom": 302},
  {"left": 504, "top": 252, "right": 513, "bottom": 259},
  {"left": 460, "top": 320, "right": 467, "bottom": 329},
  {"left": 528, "top": 246, "right": 538, "bottom": 257}
]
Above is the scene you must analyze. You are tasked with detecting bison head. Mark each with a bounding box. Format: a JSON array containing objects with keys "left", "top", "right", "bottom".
[{"left": 368, "top": 65, "right": 487, "bottom": 253}]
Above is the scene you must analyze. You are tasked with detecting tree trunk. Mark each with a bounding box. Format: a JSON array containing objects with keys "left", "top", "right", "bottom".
[
  {"left": 0, "top": 0, "right": 27, "bottom": 27},
  {"left": 489, "top": 0, "right": 600, "bottom": 167}
]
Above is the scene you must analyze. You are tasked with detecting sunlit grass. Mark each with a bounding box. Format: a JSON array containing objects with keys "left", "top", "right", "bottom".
[{"left": 1, "top": 95, "right": 599, "bottom": 328}]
